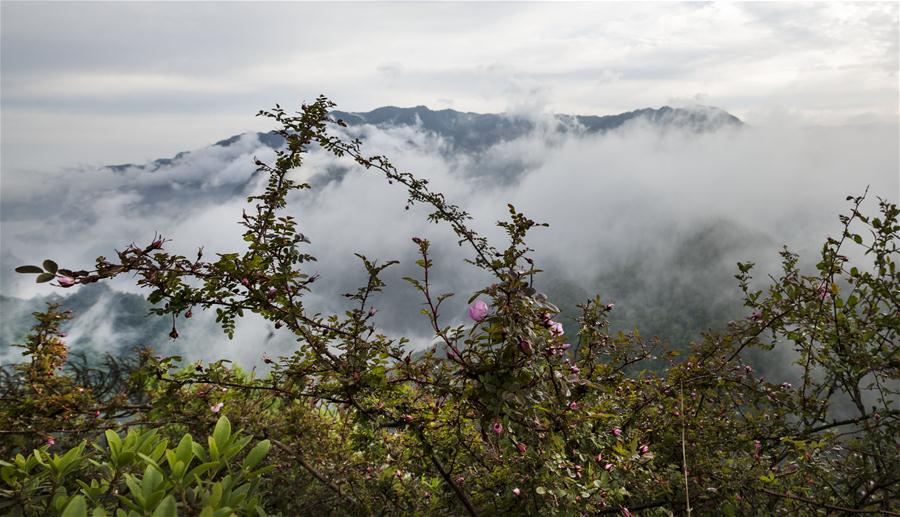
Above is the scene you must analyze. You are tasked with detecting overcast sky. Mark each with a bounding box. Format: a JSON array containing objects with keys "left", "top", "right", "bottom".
[{"left": 1, "top": 2, "right": 898, "bottom": 172}]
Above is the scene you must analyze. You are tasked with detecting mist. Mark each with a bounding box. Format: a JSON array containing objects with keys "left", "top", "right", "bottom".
[{"left": 1, "top": 112, "right": 897, "bottom": 368}]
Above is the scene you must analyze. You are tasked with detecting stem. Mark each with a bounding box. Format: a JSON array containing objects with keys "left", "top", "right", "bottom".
[{"left": 680, "top": 378, "right": 692, "bottom": 517}]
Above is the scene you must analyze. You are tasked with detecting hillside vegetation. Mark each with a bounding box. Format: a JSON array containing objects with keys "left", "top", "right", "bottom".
[{"left": 2, "top": 97, "right": 897, "bottom": 516}]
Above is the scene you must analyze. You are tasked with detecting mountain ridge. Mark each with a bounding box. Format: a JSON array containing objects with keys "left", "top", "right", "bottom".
[{"left": 106, "top": 104, "right": 742, "bottom": 172}]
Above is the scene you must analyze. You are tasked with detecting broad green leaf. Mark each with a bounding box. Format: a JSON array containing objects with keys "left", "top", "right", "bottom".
[
  {"left": 242, "top": 440, "right": 270, "bottom": 470},
  {"left": 150, "top": 496, "right": 177, "bottom": 517},
  {"left": 61, "top": 495, "right": 87, "bottom": 517},
  {"left": 42, "top": 259, "right": 59, "bottom": 274},
  {"left": 213, "top": 417, "right": 232, "bottom": 448}
]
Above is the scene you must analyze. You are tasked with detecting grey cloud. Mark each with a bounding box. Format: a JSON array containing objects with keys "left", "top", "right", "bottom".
[{"left": 3, "top": 111, "right": 895, "bottom": 370}]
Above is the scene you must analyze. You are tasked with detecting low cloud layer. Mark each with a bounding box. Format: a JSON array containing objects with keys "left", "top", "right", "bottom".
[{"left": 1, "top": 113, "right": 897, "bottom": 367}]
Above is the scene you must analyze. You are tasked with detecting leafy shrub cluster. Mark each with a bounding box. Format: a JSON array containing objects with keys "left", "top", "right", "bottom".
[
  {"left": 2, "top": 96, "right": 898, "bottom": 515},
  {"left": 1, "top": 416, "right": 272, "bottom": 516}
]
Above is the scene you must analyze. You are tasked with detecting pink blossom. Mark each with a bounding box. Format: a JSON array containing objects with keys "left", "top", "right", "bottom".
[
  {"left": 492, "top": 421, "right": 504, "bottom": 434},
  {"left": 569, "top": 364, "right": 580, "bottom": 374},
  {"left": 468, "top": 300, "right": 489, "bottom": 322},
  {"left": 560, "top": 342, "right": 572, "bottom": 351},
  {"left": 611, "top": 427, "right": 622, "bottom": 437},
  {"left": 639, "top": 444, "right": 650, "bottom": 455},
  {"left": 604, "top": 463, "right": 614, "bottom": 472},
  {"left": 621, "top": 507, "right": 632, "bottom": 517},
  {"left": 518, "top": 339, "right": 533, "bottom": 354},
  {"left": 57, "top": 276, "right": 76, "bottom": 288},
  {"left": 185, "top": 309, "right": 193, "bottom": 319},
  {"left": 210, "top": 402, "right": 224, "bottom": 413},
  {"left": 402, "top": 414, "right": 414, "bottom": 423},
  {"left": 241, "top": 277, "right": 250, "bottom": 286},
  {"left": 605, "top": 303, "right": 615, "bottom": 311},
  {"left": 516, "top": 442, "right": 527, "bottom": 454},
  {"left": 595, "top": 453, "right": 603, "bottom": 462},
  {"left": 46, "top": 436, "right": 56, "bottom": 446},
  {"left": 512, "top": 487, "right": 521, "bottom": 496},
  {"left": 548, "top": 321, "right": 564, "bottom": 336},
  {"left": 568, "top": 401, "right": 578, "bottom": 410}
]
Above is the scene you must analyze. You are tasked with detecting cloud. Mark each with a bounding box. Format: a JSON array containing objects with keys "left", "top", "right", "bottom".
[
  {"left": 2, "top": 2, "right": 896, "bottom": 172},
  {"left": 2, "top": 113, "right": 896, "bottom": 369}
]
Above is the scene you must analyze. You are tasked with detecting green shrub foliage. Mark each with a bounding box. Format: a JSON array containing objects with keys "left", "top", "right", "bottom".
[{"left": 3, "top": 96, "right": 898, "bottom": 515}]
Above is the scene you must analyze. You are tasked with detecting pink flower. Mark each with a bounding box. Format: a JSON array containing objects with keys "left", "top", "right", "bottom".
[
  {"left": 560, "top": 343, "right": 572, "bottom": 351},
  {"left": 57, "top": 276, "right": 76, "bottom": 288},
  {"left": 518, "top": 339, "right": 533, "bottom": 354},
  {"left": 492, "top": 421, "right": 503, "bottom": 434},
  {"left": 621, "top": 507, "right": 632, "bottom": 517},
  {"left": 568, "top": 401, "right": 578, "bottom": 410},
  {"left": 210, "top": 402, "right": 224, "bottom": 413},
  {"left": 512, "top": 487, "right": 521, "bottom": 496},
  {"left": 185, "top": 309, "right": 193, "bottom": 318},
  {"left": 516, "top": 442, "right": 527, "bottom": 454},
  {"left": 605, "top": 303, "right": 615, "bottom": 311},
  {"left": 548, "top": 321, "right": 564, "bottom": 336},
  {"left": 468, "top": 300, "right": 489, "bottom": 322},
  {"left": 611, "top": 427, "right": 622, "bottom": 437},
  {"left": 402, "top": 414, "right": 414, "bottom": 423},
  {"left": 595, "top": 453, "right": 603, "bottom": 462},
  {"left": 639, "top": 444, "right": 650, "bottom": 455},
  {"left": 569, "top": 364, "right": 580, "bottom": 374},
  {"left": 46, "top": 436, "right": 56, "bottom": 446},
  {"left": 604, "top": 463, "right": 614, "bottom": 472},
  {"left": 241, "top": 277, "right": 251, "bottom": 286}
]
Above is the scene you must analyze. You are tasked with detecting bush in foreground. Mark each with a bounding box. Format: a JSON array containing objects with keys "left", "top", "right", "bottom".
[{"left": 3, "top": 97, "right": 898, "bottom": 515}]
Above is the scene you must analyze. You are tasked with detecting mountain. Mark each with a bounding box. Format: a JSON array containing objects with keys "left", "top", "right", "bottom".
[
  {"left": 330, "top": 105, "right": 741, "bottom": 152},
  {"left": 2, "top": 103, "right": 750, "bottom": 367},
  {"left": 104, "top": 105, "right": 742, "bottom": 171}
]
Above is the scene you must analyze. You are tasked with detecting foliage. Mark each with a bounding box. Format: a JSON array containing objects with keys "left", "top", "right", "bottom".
[
  {"left": 3, "top": 96, "right": 898, "bottom": 515},
  {"left": 0, "top": 415, "right": 272, "bottom": 516}
]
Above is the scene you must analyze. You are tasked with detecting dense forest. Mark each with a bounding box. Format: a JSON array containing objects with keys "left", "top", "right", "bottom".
[{"left": 1, "top": 97, "right": 897, "bottom": 516}]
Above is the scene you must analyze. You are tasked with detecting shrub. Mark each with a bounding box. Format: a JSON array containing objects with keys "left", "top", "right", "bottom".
[{"left": 4, "top": 96, "right": 898, "bottom": 515}]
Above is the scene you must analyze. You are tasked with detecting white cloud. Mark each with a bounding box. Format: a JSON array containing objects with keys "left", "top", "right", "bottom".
[{"left": 1, "top": 2, "right": 896, "bottom": 172}]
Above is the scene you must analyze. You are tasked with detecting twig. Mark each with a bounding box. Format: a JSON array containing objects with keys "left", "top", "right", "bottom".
[
  {"left": 758, "top": 486, "right": 899, "bottom": 515},
  {"left": 680, "top": 378, "right": 692, "bottom": 517}
]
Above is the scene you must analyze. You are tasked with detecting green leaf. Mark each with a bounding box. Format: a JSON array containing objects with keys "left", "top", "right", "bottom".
[
  {"left": 535, "top": 486, "right": 547, "bottom": 495},
  {"left": 105, "top": 430, "right": 122, "bottom": 459},
  {"left": 15, "top": 265, "right": 43, "bottom": 274},
  {"left": 150, "top": 496, "right": 177, "bottom": 517},
  {"left": 61, "top": 495, "right": 87, "bottom": 517},
  {"left": 175, "top": 434, "right": 194, "bottom": 466},
  {"left": 42, "top": 259, "right": 59, "bottom": 274},
  {"left": 212, "top": 417, "right": 232, "bottom": 448},
  {"left": 36, "top": 272, "right": 55, "bottom": 283},
  {"left": 242, "top": 440, "right": 270, "bottom": 470}
]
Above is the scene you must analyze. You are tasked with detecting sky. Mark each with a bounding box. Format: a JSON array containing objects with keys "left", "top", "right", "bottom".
[
  {"left": 0, "top": 2, "right": 898, "bottom": 368},
  {"left": 2, "top": 1, "right": 898, "bottom": 173}
]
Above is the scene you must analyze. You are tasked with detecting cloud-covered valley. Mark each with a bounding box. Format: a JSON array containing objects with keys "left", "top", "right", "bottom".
[{"left": 1, "top": 106, "right": 897, "bottom": 368}]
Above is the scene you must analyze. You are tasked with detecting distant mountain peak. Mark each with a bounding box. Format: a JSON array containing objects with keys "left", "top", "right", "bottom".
[{"left": 104, "top": 104, "right": 741, "bottom": 172}]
